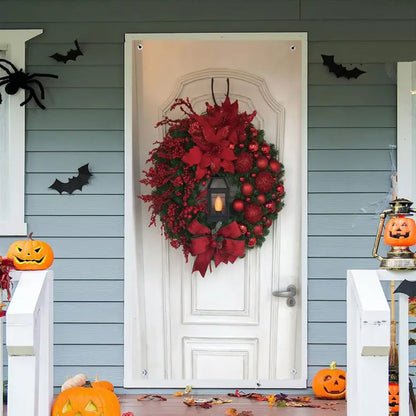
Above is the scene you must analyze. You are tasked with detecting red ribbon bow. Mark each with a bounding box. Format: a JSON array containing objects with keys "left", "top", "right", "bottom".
[{"left": 188, "top": 220, "right": 245, "bottom": 277}]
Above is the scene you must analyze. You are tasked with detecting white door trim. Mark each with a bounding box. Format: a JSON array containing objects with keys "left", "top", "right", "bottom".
[
  {"left": 397, "top": 62, "right": 416, "bottom": 201},
  {"left": 123, "top": 32, "right": 308, "bottom": 389}
]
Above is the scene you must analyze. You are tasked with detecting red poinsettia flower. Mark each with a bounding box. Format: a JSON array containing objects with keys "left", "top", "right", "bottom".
[
  {"left": 182, "top": 120, "right": 236, "bottom": 179},
  {"left": 182, "top": 97, "right": 256, "bottom": 179}
]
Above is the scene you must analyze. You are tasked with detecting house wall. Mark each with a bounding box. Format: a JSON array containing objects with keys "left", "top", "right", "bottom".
[{"left": 0, "top": 0, "right": 415, "bottom": 393}]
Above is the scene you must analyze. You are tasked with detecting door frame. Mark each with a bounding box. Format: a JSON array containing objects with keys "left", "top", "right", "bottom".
[
  {"left": 397, "top": 62, "right": 416, "bottom": 201},
  {"left": 123, "top": 32, "right": 308, "bottom": 388}
]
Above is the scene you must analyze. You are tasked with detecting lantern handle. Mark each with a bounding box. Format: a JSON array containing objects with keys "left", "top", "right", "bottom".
[{"left": 372, "top": 211, "right": 387, "bottom": 261}]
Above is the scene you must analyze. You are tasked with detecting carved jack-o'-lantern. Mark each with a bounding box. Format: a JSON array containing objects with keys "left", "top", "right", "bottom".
[
  {"left": 389, "top": 382, "right": 399, "bottom": 413},
  {"left": 312, "top": 361, "right": 346, "bottom": 400},
  {"left": 384, "top": 215, "right": 416, "bottom": 247},
  {"left": 52, "top": 386, "right": 120, "bottom": 416},
  {"left": 7, "top": 233, "right": 54, "bottom": 270}
]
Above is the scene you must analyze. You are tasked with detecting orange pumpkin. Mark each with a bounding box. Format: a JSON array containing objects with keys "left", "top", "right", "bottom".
[
  {"left": 52, "top": 386, "right": 120, "bottom": 416},
  {"left": 389, "top": 382, "right": 399, "bottom": 413},
  {"left": 312, "top": 361, "right": 346, "bottom": 399},
  {"left": 91, "top": 375, "right": 114, "bottom": 392},
  {"left": 384, "top": 215, "right": 416, "bottom": 247},
  {"left": 7, "top": 233, "right": 54, "bottom": 270}
]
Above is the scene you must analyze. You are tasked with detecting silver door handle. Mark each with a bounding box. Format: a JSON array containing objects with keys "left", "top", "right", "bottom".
[{"left": 272, "top": 284, "right": 297, "bottom": 307}]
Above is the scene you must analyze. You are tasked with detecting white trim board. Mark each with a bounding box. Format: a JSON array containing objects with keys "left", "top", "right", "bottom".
[
  {"left": 397, "top": 61, "right": 416, "bottom": 203},
  {"left": 0, "top": 29, "right": 42, "bottom": 236}
]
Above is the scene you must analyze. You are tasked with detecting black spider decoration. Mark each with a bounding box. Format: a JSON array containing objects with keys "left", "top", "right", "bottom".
[{"left": 0, "top": 58, "right": 58, "bottom": 109}]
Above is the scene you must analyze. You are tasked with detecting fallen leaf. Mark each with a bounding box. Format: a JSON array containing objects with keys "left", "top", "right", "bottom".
[{"left": 184, "top": 384, "right": 193, "bottom": 394}]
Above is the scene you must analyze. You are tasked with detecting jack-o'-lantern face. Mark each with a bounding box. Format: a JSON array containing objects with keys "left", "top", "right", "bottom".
[
  {"left": 51, "top": 386, "right": 120, "bottom": 416},
  {"left": 384, "top": 215, "right": 416, "bottom": 247},
  {"left": 7, "top": 233, "right": 54, "bottom": 270},
  {"left": 312, "top": 361, "right": 346, "bottom": 399},
  {"left": 389, "top": 382, "right": 399, "bottom": 413}
]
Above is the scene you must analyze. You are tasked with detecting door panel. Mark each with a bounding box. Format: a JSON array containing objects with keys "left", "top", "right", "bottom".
[{"left": 124, "top": 33, "right": 307, "bottom": 388}]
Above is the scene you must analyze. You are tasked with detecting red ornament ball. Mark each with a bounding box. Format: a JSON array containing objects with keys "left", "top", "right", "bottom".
[
  {"left": 232, "top": 199, "right": 245, "bottom": 213},
  {"left": 256, "top": 156, "right": 269, "bottom": 170},
  {"left": 235, "top": 152, "right": 254, "bottom": 173},
  {"left": 248, "top": 140, "right": 259, "bottom": 152},
  {"left": 247, "top": 237, "right": 257, "bottom": 247},
  {"left": 239, "top": 224, "right": 248, "bottom": 234},
  {"left": 264, "top": 218, "right": 273, "bottom": 227},
  {"left": 265, "top": 201, "right": 276, "bottom": 214},
  {"left": 241, "top": 182, "right": 254, "bottom": 196},
  {"left": 277, "top": 183, "right": 285, "bottom": 195},
  {"left": 269, "top": 159, "right": 281, "bottom": 173},
  {"left": 255, "top": 171, "right": 275, "bottom": 193},
  {"left": 257, "top": 194, "right": 266, "bottom": 204},
  {"left": 244, "top": 203, "right": 263, "bottom": 224},
  {"left": 253, "top": 224, "right": 264, "bottom": 236},
  {"left": 260, "top": 143, "right": 270, "bottom": 154}
]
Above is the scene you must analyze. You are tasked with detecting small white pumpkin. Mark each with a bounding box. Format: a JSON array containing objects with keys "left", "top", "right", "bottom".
[{"left": 61, "top": 373, "right": 88, "bottom": 391}]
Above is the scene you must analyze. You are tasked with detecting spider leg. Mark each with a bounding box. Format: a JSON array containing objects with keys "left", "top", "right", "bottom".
[
  {"left": 26, "top": 79, "right": 46, "bottom": 99},
  {"left": 0, "top": 75, "right": 11, "bottom": 81},
  {"left": 20, "top": 86, "right": 46, "bottom": 110},
  {"left": 0, "top": 92, "right": 2, "bottom": 104},
  {"left": 0, "top": 79, "right": 9, "bottom": 86},
  {"left": 0, "top": 59, "right": 17, "bottom": 73},
  {"left": 0, "top": 63, "right": 12, "bottom": 75}
]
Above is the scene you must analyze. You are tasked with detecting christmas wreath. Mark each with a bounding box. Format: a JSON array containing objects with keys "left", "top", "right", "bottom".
[{"left": 140, "top": 96, "right": 284, "bottom": 276}]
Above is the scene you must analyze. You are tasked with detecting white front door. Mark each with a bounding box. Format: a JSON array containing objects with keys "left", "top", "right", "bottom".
[{"left": 124, "top": 33, "right": 307, "bottom": 388}]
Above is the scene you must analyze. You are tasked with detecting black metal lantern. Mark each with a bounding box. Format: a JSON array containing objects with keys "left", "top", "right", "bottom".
[
  {"left": 372, "top": 198, "right": 416, "bottom": 269},
  {"left": 207, "top": 177, "right": 230, "bottom": 223}
]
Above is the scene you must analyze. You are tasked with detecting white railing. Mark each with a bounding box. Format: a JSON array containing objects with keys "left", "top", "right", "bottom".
[
  {"left": 5, "top": 270, "right": 54, "bottom": 416},
  {"left": 347, "top": 269, "right": 390, "bottom": 416},
  {"left": 347, "top": 269, "right": 416, "bottom": 416}
]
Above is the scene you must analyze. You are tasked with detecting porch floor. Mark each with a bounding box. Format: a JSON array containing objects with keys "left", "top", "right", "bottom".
[
  {"left": 2, "top": 394, "right": 347, "bottom": 415},
  {"left": 118, "top": 394, "right": 346, "bottom": 415}
]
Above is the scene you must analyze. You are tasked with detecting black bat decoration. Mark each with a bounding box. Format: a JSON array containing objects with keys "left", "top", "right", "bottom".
[
  {"left": 321, "top": 54, "right": 366, "bottom": 79},
  {"left": 50, "top": 40, "right": 83, "bottom": 64},
  {"left": 49, "top": 164, "right": 92, "bottom": 194},
  {"left": 394, "top": 279, "right": 416, "bottom": 298}
]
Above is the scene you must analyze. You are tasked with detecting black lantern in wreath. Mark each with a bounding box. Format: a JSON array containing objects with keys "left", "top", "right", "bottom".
[{"left": 207, "top": 177, "right": 230, "bottom": 223}]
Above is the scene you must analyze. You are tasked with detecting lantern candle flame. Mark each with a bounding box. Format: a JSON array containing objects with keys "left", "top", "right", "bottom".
[{"left": 214, "top": 195, "right": 223, "bottom": 212}]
